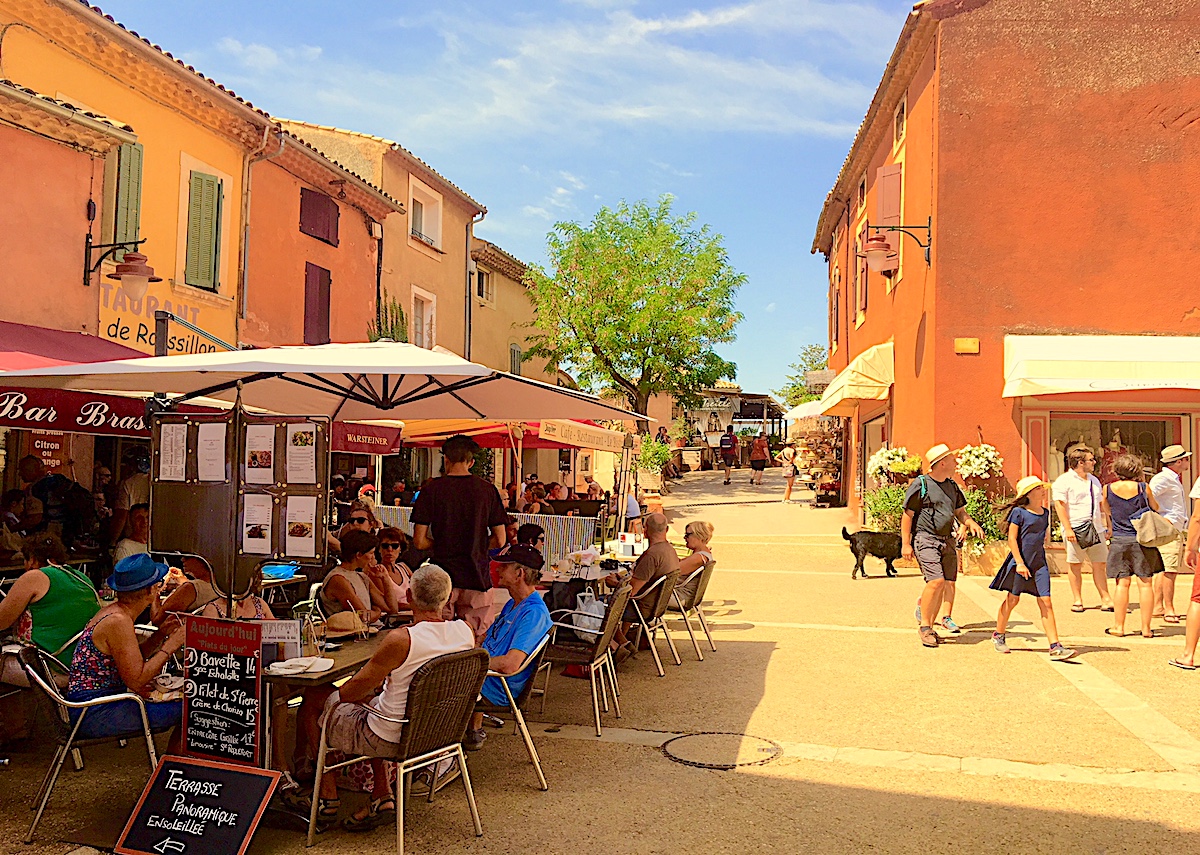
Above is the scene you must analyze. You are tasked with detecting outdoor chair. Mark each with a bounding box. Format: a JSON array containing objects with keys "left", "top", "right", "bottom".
[
  {"left": 666, "top": 559, "right": 718, "bottom": 660},
  {"left": 473, "top": 630, "right": 551, "bottom": 791},
  {"left": 628, "top": 570, "right": 682, "bottom": 676},
  {"left": 305, "top": 647, "right": 489, "bottom": 854},
  {"left": 19, "top": 644, "right": 166, "bottom": 844},
  {"left": 539, "top": 585, "right": 631, "bottom": 737}
]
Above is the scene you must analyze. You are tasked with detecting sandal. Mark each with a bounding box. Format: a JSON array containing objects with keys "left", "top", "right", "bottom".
[
  {"left": 1168, "top": 658, "right": 1198, "bottom": 671},
  {"left": 1100, "top": 605, "right": 1115, "bottom": 612},
  {"left": 1142, "top": 631, "right": 1159, "bottom": 639},
  {"left": 1104, "top": 628, "right": 1127, "bottom": 637},
  {"left": 343, "top": 797, "right": 396, "bottom": 833},
  {"left": 281, "top": 790, "right": 340, "bottom": 831},
  {"left": 1071, "top": 604, "right": 1085, "bottom": 613},
  {"left": 1164, "top": 614, "right": 1181, "bottom": 624}
]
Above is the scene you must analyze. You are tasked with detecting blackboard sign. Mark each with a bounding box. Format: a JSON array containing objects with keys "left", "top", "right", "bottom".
[
  {"left": 115, "top": 755, "right": 278, "bottom": 855},
  {"left": 183, "top": 617, "right": 261, "bottom": 766}
]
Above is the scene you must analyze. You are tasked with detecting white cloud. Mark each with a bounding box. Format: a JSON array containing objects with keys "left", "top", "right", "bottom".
[
  {"left": 217, "top": 38, "right": 322, "bottom": 72},
  {"left": 521, "top": 205, "right": 553, "bottom": 220},
  {"left": 765, "top": 302, "right": 777, "bottom": 313},
  {"left": 560, "top": 171, "right": 586, "bottom": 190}
]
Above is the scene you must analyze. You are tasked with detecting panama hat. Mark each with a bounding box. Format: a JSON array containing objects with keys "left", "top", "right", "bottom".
[
  {"left": 323, "top": 610, "right": 368, "bottom": 639},
  {"left": 106, "top": 553, "right": 169, "bottom": 593},
  {"left": 925, "top": 443, "right": 956, "bottom": 467},
  {"left": 1014, "top": 475, "right": 1048, "bottom": 501},
  {"left": 1161, "top": 445, "right": 1192, "bottom": 464}
]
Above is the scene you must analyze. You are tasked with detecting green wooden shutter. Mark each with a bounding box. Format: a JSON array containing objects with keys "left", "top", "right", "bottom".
[
  {"left": 113, "top": 143, "right": 143, "bottom": 261},
  {"left": 185, "top": 171, "right": 222, "bottom": 290}
]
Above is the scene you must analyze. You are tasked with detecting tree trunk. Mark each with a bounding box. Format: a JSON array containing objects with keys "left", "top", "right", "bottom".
[{"left": 633, "top": 390, "right": 651, "bottom": 434}]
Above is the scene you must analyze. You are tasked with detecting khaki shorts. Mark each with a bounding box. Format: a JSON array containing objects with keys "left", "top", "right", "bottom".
[
  {"left": 914, "top": 532, "right": 958, "bottom": 583},
  {"left": 444, "top": 588, "right": 495, "bottom": 642},
  {"left": 1158, "top": 533, "right": 1186, "bottom": 574},
  {"left": 1065, "top": 538, "right": 1109, "bottom": 565},
  {"left": 320, "top": 691, "right": 402, "bottom": 759}
]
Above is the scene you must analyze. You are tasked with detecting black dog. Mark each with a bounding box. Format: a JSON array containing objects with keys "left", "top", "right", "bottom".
[{"left": 842, "top": 527, "right": 901, "bottom": 579}]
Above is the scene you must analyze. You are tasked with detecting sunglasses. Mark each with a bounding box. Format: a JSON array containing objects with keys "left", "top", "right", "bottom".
[
  {"left": 350, "top": 517, "right": 370, "bottom": 524},
  {"left": 380, "top": 542, "right": 402, "bottom": 549},
  {"left": 538, "top": 535, "right": 546, "bottom": 542}
]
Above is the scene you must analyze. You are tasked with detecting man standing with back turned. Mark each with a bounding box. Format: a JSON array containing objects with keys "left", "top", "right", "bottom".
[
  {"left": 903, "top": 444, "right": 985, "bottom": 648},
  {"left": 412, "top": 435, "right": 509, "bottom": 641}
]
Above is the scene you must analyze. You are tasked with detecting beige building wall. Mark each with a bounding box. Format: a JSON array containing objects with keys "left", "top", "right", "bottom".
[{"left": 469, "top": 238, "right": 554, "bottom": 383}]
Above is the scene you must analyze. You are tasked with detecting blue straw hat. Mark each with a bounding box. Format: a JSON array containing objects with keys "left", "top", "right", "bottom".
[{"left": 107, "top": 553, "right": 170, "bottom": 592}]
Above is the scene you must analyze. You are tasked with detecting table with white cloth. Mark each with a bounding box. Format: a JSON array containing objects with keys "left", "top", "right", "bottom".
[{"left": 376, "top": 505, "right": 597, "bottom": 568}]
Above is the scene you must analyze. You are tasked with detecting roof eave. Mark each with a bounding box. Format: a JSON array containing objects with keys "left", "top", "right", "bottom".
[
  {"left": 0, "top": 78, "right": 137, "bottom": 150},
  {"left": 280, "top": 133, "right": 404, "bottom": 218}
]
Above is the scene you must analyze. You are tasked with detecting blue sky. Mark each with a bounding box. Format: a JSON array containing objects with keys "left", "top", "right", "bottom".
[{"left": 97, "top": 0, "right": 910, "bottom": 396}]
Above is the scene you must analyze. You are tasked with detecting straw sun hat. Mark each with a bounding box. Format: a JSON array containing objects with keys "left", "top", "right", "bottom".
[
  {"left": 1013, "top": 475, "right": 1048, "bottom": 501},
  {"left": 924, "top": 444, "right": 956, "bottom": 467},
  {"left": 324, "top": 610, "right": 368, "bottom": 639}
]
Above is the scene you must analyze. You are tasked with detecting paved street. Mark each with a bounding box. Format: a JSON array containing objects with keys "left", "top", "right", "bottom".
[{"left": 8, "top": 467, "right": 1200, "bottom": 854}]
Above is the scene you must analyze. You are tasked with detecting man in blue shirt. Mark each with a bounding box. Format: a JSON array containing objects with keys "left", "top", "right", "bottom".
[{"left": 465, "top": 544, "right": 551, "bottom": 751}]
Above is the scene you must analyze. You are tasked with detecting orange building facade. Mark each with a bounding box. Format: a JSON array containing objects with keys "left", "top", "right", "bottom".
[{"left": 813, "top": 0, "right": 1200, "bottom": 514}]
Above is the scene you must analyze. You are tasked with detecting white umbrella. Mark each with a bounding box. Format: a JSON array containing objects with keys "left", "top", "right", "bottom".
[
  {"left": 0, "top": 341, "right": 643, "bottom": 421},
  {"left": 783, "top": 400, "right": 826, "bottom": 421}
]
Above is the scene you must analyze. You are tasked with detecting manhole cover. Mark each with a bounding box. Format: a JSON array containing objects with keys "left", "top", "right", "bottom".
[{"left": 661, "top": 732, "right": 783, "bottom": 770}]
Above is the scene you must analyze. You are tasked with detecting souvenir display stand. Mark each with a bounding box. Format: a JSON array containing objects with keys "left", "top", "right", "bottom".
[{"left": 794, "top": 418, "right": 844, "bottom": 507}]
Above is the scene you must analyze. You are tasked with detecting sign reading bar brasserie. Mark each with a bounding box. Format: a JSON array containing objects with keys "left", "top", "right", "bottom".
[{"left": 0, "top": 388, "right": 152, "bottom": 437}]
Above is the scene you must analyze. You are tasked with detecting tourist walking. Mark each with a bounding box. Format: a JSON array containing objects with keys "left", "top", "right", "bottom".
[
  {"left": 1149, "top": 445, "right": 1191, "bottom": 624},
  {"left": 749, "top": 433, "right": 770, "bottom": 485},
  {"left": 1104, "top": 454, "right": 1164, "bottom": 639},
  {"left": 902, "top": 444, "right": 984, "bottom": 648},
  {"left": 719, "top": 426, "right": 738, "bottom": 485},
  {"left": 1052, "top": 445, "right": 1115, "bottom": 613},
  {"left": 1170, "top": 482, "right": 1200, "bottom": 670},
  {"left": 990, "top": 477, "right": 1076, "bottom": 661},
  {"left": 775, "top": 440, "right": 799, "bottom": 503}
]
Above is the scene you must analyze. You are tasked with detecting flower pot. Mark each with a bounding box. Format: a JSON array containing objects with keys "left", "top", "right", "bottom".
[{"left": 961, "top": 541, "right": 1008, "bottom": 577}]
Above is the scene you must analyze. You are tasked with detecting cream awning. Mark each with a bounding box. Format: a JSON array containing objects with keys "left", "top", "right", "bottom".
[
  {"left": 819, "top": 342, "right": 894, "bottom": 416},
  {"left": 1004, "top": 335, "right": 1200, "bottom": 398},
  {"left": 784, "top": 400, "right": 825, "bottom": 420}
]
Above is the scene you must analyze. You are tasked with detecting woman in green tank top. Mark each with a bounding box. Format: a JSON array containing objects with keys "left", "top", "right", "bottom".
[{"left": 0, "top": 533, "right": 100, "bottom": 664}]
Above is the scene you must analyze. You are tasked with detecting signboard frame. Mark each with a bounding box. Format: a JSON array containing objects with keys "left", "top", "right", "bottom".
[{"left": 182, "top": 616, "right": 262, "bottom": 766}]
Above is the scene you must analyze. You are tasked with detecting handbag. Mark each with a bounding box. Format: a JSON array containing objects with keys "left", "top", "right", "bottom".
[
  {"left": 571, "top": 590, "right": 606, "bottom": 642},
  {"left": 1071, "top": 482, "right": 1102, "bottom": 550},
  {"left": 1132, "top": 484, "right": 1181, "bottom": 547}
]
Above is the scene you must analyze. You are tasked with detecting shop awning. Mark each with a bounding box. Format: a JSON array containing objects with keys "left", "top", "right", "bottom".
[
  {"left": 1004, "top": 335, "right": 1200, "bottom": 397},
  {"left": 0, "top": 320, "right": 144, "bottom": 370},
  {"left": 819, "top": 342, "right": 894, "bottom": 416},
  {"left": 784, "top": 400, "right": 826, "bottom": 420},
  {"left": 397, "top": 419, "right": 626, "bottom": 451}
]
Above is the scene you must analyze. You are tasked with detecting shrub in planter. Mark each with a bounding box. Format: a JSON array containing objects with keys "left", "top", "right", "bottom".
[
  {"left": 637, "top": 439, "right": 673, "bottom": 474},
  {"left": 863, "top": 485, "right": 906, "bottom": 533},
  {"left": 961, "top": 486, "right": 1004, "bottom": 557}
]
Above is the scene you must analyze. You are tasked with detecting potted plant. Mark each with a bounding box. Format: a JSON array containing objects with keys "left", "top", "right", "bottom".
[
  {"left": 637, "top": 438, "right": 672, "bottom": 492},
  {"left": 867, "top": 447, "right": 911, "bottom": 486},
  {"left": 959, "top": 486, "right": 1009, "bottom": 575},
  {"left": 956, "top": 443, "right": 1005, "bottom": 494}
]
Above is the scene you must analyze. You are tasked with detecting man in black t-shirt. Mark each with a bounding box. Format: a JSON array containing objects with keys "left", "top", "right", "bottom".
[
  {"left": 412, "top": 435, "right": 508, "bottom": 640},
  {"left": 719, "top": 426, "right": 738, "bottom": 485},
  {"left": 901, "top": 443, "right": 984, "bottom": 649}
]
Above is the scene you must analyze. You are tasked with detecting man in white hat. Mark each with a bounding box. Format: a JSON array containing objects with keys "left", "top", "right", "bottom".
[
  {"left": 902, "top": 443, "right": 985, "bottom": 648},
  {"left": 1150, "top": 445, "right": 1192, "bottom": 624}
]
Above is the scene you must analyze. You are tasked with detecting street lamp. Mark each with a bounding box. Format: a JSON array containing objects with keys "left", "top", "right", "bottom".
[
  {"left": 858, "top": 216, "right": 933, "bottom": 269},
  {"left": 862, "top": 234, "right": 894, "bottom": 272},
  {"left": 106, "top": 251, "right": 161, "bottom": 301}
]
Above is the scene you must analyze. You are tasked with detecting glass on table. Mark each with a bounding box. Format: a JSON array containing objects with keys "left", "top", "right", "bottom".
[{"left": 356, "top": 610, "right": 371, "bottom": 640}]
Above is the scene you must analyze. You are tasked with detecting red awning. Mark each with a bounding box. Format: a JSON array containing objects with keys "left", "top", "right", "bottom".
[
  {"left": 404, "top": 422, "right": 580, "bottom": 450},
  {"left": 0, "top": 320, "right": 145, "bottom": 371}
]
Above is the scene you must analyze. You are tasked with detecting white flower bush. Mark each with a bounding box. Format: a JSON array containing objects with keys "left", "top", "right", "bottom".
[
  {"left": 866, "top": 446, "right": 910, "bottom": 485},
  {"left": 956, "top": 443, "right": 1004, "bottom": 480}
]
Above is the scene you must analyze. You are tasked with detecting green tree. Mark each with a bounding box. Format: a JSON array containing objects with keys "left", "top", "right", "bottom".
[
  {"left": 774, "top": 343, "right": 829, "bottom": 408},
  {"left": 368, "top": 295, "right": 408, "bottom": 343},
  {"left": 524, "top": 195, "right": 744, "bottom": 421}
]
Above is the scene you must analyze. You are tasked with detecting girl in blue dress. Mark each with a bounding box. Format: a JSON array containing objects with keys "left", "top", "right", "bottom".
[{"left": 990, "top": 476, "right": 1077, "bottom": 661}]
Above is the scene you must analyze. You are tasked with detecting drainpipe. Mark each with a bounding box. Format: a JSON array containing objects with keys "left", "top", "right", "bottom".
[
  {"left": 465, "top": 211, "right": 485, "bottom": 359},
  {"left": 238, "top": 125, "right": 286, "bottom": 329},
  {"left": 374, "top": 221, "right": 385, "bottom": 334}
]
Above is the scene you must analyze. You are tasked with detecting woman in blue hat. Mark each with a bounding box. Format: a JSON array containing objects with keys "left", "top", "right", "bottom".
[{"left": 66, "top": 553, "right": 187, "bottom": 748}]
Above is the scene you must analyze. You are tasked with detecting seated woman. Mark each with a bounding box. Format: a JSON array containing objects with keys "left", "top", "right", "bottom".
[
  {"left": 674, "top": 521, "right": 715, "bottom": 603},
  {"left": 65, "top": 554, "right": 186, "bottom": 748},
  {"left": 154, "top": 556, "right": 220, "bottom": 622},
  {"left": 201, "top": 569, "right": 277, "bottom": 620},
  {"left": 336, "top": 501, "right": 379, "bottom": 542},
  {"left": 320, "top": 530, "right": 387, "bottom": 621},
  {"left": 0, "top": 532, "right": 99, "bottom": 665},
  {"left": 364, "top": 527, "right": 413, "bottom": 613},
  {"left": 522, "top": 486, "right": 553, "bottom": 515}
]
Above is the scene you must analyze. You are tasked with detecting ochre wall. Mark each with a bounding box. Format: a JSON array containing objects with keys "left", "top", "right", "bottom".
[
  {"left": 469, "top": 262, "right": 555, "bottom": 384},
  {"left": 1, "top": 18, "right": 245, "bottom": 354},
  {"left": 241, "top": 161, "right": 380, "bottom": 346},
  {"left": 0, "top": 122, "right": 103, "bottom": 333},
  {"left": 933, "top": 0, "right": 1200, "bottom": 479}
]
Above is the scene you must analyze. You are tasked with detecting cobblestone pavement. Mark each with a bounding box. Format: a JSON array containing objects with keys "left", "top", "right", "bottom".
[{"left": 8, "top": 468, "right": 1200, "bottom": 854}]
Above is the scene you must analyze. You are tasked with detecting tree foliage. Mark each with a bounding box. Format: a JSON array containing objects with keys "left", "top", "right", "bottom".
[
  {"left": 774, "top": 343, "right": 829, "bottom": 408},
  {"left": 524, "top": 196, "right": 744, "bottom": 417}
]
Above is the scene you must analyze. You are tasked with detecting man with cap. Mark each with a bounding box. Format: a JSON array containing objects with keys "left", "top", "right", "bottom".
[
  {"left": 902, "top": 444, "right": 985, "bottom": 648},
  {"left": 1150, "top": 445, "right": 1191, "bottom": 624},
  {"left": 464, "top": 543, "right": 551, "bottom": 752}
]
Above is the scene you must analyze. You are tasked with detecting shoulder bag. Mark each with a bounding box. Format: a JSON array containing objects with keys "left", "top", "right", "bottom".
[
  {"left": 1132, "top": 483, "right": 1181, "bottom": 548},
  {"left": 1071, "top": 482, "right": 1102, "bottom": 550}
]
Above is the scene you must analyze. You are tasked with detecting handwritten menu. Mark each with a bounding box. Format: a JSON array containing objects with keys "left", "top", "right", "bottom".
[
  {"left": 115, "top": 755, "right": 278, "bottom": 855},
  {"left": 183, "top": 617, "right": 261, "bottom": 766}
]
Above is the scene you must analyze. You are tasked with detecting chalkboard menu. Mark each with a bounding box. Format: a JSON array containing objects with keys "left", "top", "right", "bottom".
[
  {"left": 115, "top": 755, "right": 279, "bottom": 855},
  {"left": 183, "top": 617, "right": 261, "bottom": 766}
]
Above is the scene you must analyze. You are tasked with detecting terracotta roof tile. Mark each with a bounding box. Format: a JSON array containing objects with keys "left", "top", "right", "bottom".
[
  {"left": 279, "top": 129, "right": 402, "bottom": 211},
  {"left": 0, "top": 77, "right": 134, "bottom": 132}
]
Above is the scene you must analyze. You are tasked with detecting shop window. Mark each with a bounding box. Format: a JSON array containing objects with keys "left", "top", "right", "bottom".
[
  {"left": 184, "top": 170, "right": 223, "bottom": 291},
  {"left": 1047, "top": 415, "right": 1179, "bottom": 485},
  {"left": 299, "top": 188, "right": 340, "bottom": 246},
  {"left": 304, "top": 262, "right": 331, "bottom": 345}
]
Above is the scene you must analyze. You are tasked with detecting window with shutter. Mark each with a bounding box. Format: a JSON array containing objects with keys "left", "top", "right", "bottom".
[
  {"left": 299, "top": 188, "right": 340, "bottom": 246},
  {"left": 830, "top": 268, "right": 840, "bottom": 346},
  {"left": 184, "top": 171, "right": 222, "bottom": 291},
  {"left": 857, "top": 225, "right": 869, "bottom": 313},
  {"left": 875, "top": 164, "right": 903, "bottom": 272},
  {"left": 304, "top": 263, "right": 331, "bottom": 345},
  {"left": 509, "top": 343, "right": 522, "bottom": 376},
  {"left": 113, "top": 143, "right": 143, "bottom": 261}
]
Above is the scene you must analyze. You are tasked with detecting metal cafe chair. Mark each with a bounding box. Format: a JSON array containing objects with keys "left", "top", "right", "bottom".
[
  {"left": 19, "top": 645, "right": 166, "bottom": 844},
  {"left": 666, "top": 559, "right": 718, "bottom": 661},
  {"left": 539, "top": 585, "right": 631, "bottom": 737},
  {"left": 627, "top": 570, "right": 682, "bottom": 676},
  {"left": 305, "top": 648, "right": 489, "bottom": 855},
  {"left": 473, "top": 631, "right": 552, "bottom": 791}
]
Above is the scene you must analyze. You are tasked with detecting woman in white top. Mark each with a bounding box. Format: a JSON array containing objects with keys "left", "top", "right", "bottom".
[
  {"left": 320, "top": 530, "right": 387, "bottom": 621},
  {"left": 775, "top": 440, "right": 800, "bottom": 504},
  {"left": 365, "top": 527, "right": 413, "bottom": 613},
  {"left": 674, "top": 521, "right": 715, "bottom": 603}
]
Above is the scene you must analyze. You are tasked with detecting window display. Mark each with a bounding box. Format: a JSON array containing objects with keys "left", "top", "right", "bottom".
[{"left": 1048, "top": 416, "right": 1178, "bottom": 484}]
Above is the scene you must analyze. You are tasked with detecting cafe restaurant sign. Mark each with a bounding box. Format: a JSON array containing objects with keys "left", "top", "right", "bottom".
[
  {"left": 0, "top": 387, "right": 152, "bottom": 438},
  {"left": 537, "top": 420, "right": 627, "bottom": 452}
]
